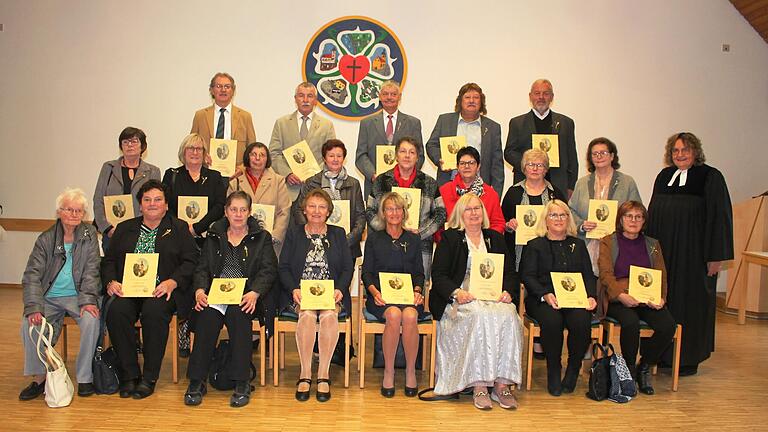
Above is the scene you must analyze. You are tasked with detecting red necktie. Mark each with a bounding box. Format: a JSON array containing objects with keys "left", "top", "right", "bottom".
[{"left": 386, "top": 115, "right": 394, "bottom": 143}]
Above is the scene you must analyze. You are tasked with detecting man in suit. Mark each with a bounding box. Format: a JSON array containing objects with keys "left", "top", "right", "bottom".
[
  {"left": 269, "top": 82, "right": 336, "bottom": 200},
  {"left": 504, "top": 79, "right": 578, "bottom": 198},
  {"left": 425, "top": 83, "right": 504, "bottom": 198},
  {"left": 190, "top": 72, "right": 257, "bottom": 166},
  {"left": 355, "top": 80, "right": 424, "bottom": 197}
]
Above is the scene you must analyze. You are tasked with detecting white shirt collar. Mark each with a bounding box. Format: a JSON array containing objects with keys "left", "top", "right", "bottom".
[
  {"left": 383, "top": 109, "right": 398, "bottom": 124},
  {"left": 532, "top": 108, "right": 551, "bottom": 120},
  {"left": 667, "top": 168, "right": 689, "bottom": 187},
  {"left": 215, "top": 102, "right": 232, "bottom": 113}
]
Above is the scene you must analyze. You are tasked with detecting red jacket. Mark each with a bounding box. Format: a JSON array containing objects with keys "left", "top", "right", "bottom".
[{"left": 439, "top": 177, "right": 506, "bottom": 234}]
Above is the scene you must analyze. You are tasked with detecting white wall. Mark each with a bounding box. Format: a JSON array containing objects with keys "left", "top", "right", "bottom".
[{"left": 1, "top": 0, "right": 767, "bottom": 283}]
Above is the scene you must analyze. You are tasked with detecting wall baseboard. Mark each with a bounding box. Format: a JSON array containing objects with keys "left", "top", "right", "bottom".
[{"left": 0, "top": 283, "right": 22, "bottom": 289}]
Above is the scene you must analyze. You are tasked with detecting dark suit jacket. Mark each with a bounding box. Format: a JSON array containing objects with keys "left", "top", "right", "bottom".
[
  {"left": 190, "top": 104, "right": 257, "bottom": 165},
  {"left": 430, "top": 228, "right": 519, "bottom": 320},
  {"left": 425, "top": 112, "right": 504, "bottom": 198},
  {"left": 355, "top": 110, "right": 424, "bottom": 197},
  {"left": 277, "top": 224, "right": 353, "bottom": 314},
  {"left": 504, "top": 110, "right": 578, "bottom": 194},
  {"left": 162, "top": 166, "right": 227, "bottom": 236},
  {"left": 100, "top": 214, "right": 199, "bottom": 318}
]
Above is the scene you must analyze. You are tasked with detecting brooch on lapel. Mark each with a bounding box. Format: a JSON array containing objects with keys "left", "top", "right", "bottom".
[
  {"left": 392, "top": 239, "right": 408, "bottom": 253},
  {"left": 569, "top": 243, "right": 576, "bottom": 253},
  {"left": 201, "top": 176, "right": 208, "bottom": 185},
  {"left": 161, "top": 229, "right": 171, "bottom": 238},
  {"left": 552, "top": 121, "right": 561, "bottom": 133}
]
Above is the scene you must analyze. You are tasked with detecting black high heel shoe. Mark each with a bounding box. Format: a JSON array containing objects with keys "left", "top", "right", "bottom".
[
  {"left": 404, "top": 385, "right": 418, "bottom": 397},
  {"left": 316, "top": 378, "right": 331, "bottom": 402},
  {"left": 295, "top": 378, "right": 311, "bottom": 402}
]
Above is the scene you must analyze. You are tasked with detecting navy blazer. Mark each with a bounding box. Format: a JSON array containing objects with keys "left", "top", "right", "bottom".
[
  {"left": 361, "top": 229, "right": 424, "bottom": 311},
  {"left": 278, "top": 224, "right": 353, "bottom": 314}
]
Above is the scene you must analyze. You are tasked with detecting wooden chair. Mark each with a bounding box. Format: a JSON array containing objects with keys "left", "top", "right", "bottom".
[
  {"left": 602, "top": 317, "right": 682, "bottom": 391},
  {"left": 357, "top": 272, "right": 436, "bottom": 389},
  {"left": 61, "top": 315, "right": 181, "bottom": 383},
  {"left": 519, "top": 285, "right": 603, "bottom": 391}
]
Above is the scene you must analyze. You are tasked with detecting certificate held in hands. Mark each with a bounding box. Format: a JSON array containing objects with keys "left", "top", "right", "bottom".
[
  {"left": 439, "top": 136, "right": 467, "bottom": 170},
  {"left": 206, "top": 278, "right": 247, "bottom": 305},
  {"left": 210, "top": 138, "right": 237, "bottom": 177},
  {"left": 104, "top": 194, "right": 134, "bottom": 228},
  {"left": 376, "top": 145, "right": 397, "bottom": 175},
  {"left": 379, "top": 272, "right": 414, "bottom": 305},
  {"left": 469, "top": 252, "right": 504, "bottom": 301},
  {"left": 283, "top": 140, "right": 321, "bottom": 181},
  {"left": 586, "top": 199, "right": 618, "bottom": 239},
  {"left": 328, "top": 200, "right": 350, "bottom": 234},
  {"left": 178, "top": 196, "right": 208, "bottom": 224},
  {"left": 121, "top": 253, "right": 159, "bottom": 297},
  {"left": 550, "top": 272, "right": 588, "bottom": 308},
  {"left": 531, "top": 134, "right": 560, "bottom": 167},
  {"left": 515, "top": 205, "right": 544, "bottom": 245},
  {"left": 391, "top": 187, "right": 421, "bottom": 231},
  {"left": 251, "top": 203, "right": 275, "bottom": 233},
  {"left": 628, "top": 265, "right": 662, "bottom": 304},
  {"left": 300, "top": 280, "right": 335, "bottom": 310}
]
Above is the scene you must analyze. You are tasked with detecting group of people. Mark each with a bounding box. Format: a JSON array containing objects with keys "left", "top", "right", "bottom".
[{"left": 19, "top": 73, "right": 733, "bottom": 411}]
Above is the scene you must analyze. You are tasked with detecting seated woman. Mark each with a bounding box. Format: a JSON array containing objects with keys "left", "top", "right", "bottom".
[
  {"left": 520, "top": 199, "right": 597, "bottom": 397},
  {"left": 431, "top": 193, "right": 523, "bottom": 410},
  {"left": 101, "top": 180, "right": 198, "bottom": 399},
  {"left": 19, "top": 188, "right": 101, "bottom": 401},
  {"left": 361, "top": 192, "right": 425, "bottom": 398},
  {"left": 279, "top": 189, "right": 352, "bottom": 402},
  {"left": 184, "top": 191, "right": 277, "bottom": 407},
  {"left": 597, "top": 201, "right": 676, "bottom": 395}
]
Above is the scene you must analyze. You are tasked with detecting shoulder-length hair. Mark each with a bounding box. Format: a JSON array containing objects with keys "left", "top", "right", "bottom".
[
  {"left": 376, "top": 191, "right": 409, "bottom": 230},
  {"left": 664, "top": 132, "right": 706, "bottom": 167},
  {"left": 177, "top": 133, "right": 207, "bottom": 165},
  {"left": 586, "top": 137, "right": 620, "bottom": 172},
  {"left": 446, "top": 193, "right": 489, "bottom": 230},
  {"left": 453, "top": 83, "right": 487, "bottom": 116},
  {"left": 534, "top": 199, "right": 577, "bottom": 237}
]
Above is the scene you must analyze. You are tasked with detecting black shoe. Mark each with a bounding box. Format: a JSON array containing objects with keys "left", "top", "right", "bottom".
[
  {"left": 77, "top": 382, "right": 95, "bottom": 397},
  {"left": 252, "top": 338, "right": 260, "bottom": 351},
  {"left": 132, "top": 379, "right": 156, "bottom": 399},
  {"left": 547, "top": 368, "right": 562, "bottom": 397},
  {"left": 19, "top": 381, "right": 45, "bottom": 401},
  {"left": 230, "top": 381, "right": 251, "bottom": 408},
  {"left": 179, "top": 348, "right": 190, "bottom": 359},
  {"left": 636, "top": 363, "right": 655, "bottom": 395},
  {"left": 561, "top": 369, "right": 579, "bottom": 394},
  {"left": 404, "top": 386, "right": 418, "bottom": 397},
  {"left": 679, "top": 365, "right": 698, "bottom": 376},
  {"left": 295, "top": 378, "right": 311, "bottom": 402},
  {"left": 119, "top": 378, "right": 138, "bottom": 398},
  {"left": 184, "top": 380, "right": 207, "bottom": 406},
  {"left": 316, "top": 378, "right": 331, "bottom": 402}
]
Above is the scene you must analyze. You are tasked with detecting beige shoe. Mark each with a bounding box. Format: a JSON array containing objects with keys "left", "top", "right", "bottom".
[
  {"left": 473, "top": 391, "right": 493, "bottom": 410},
  {"left": 491, "top": 388, "right": 518, "bottom": 410}
]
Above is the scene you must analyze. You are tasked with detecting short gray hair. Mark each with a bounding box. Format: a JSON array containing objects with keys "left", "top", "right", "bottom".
[{"left": 56, "top": 187, "right": 89, "bottom": 216}]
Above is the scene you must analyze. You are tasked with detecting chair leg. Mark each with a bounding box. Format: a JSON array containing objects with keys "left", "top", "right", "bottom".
[
  {"left": 62, "top": 323, "right": 69, "bottom": 362},
  {"left": 273, "top": 318, "right": 279, "bottom": 387},
  {"left": 429, "top": 322, "right": 436, "bottom": 388},
  {"left": 421, "top": 334, "right": 428, "bottom": 370},
  {"left": 344, "top": 320, "right": 350, "bottom": 389},
  {"left": 259, "top": 325, "right": 266, "bottom": 387},
  {"left": 672, "top": 324, "right": 682, "bottom": 391},
  {"left": 279, "top": 332, "right": 286, "bottom": 370},
  {"left": 525, "top": 326, "right": 535, "bottom": 391},
  {"left": 171, "top": 316, "right": 179, "bottom": 384},
  {"left": 359, "top": 326, "right": 366, "bottom": 389}
]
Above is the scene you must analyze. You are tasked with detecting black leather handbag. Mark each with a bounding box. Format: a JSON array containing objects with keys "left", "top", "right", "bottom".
[{"left": 586, "top": 343, "right": 612, "bottom": 401}]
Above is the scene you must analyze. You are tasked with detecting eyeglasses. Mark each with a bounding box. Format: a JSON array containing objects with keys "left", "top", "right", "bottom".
[
  {"left": 121, "top": 138, "right": 140, "bottom": 146},
  {"left": 464, "top": 206, "right": 484, "bottom": 214},
  {"left": 547, "top": 213, "right": 568, "bottom": 220},
  {"left": 672, "top": 147, "right": 692, "bottom": 155},
  {"left": 525, "top": 162, "right": 545, "bottom": 170},
  {"left": 60, "top": 207, "right": 84, "bottom": 216},
  {"left": 591, "top": 151, "right": 611, "bottom": 158},
  {"left": 227, "top": 207, "right": 249, "bottom": 214},
  {"left": 458, "top": 160, "right": 477, "bottom": 167},
  {"left": 384, "top": 207, "right": 403, "bottom": 213},
  {"left": 622, "top": 214, "right": 645, "bottom": 221},
  {"left": 186, "top": 146, "right": 205, "bottom": 153},
  {"left": 213, "top": 84, "right": 232, "bottom": 90}
]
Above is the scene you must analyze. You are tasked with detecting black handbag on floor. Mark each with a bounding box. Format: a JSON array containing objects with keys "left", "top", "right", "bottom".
[
  {"left": 586, "top": 343, "right": 612, "bottom": 401},
  {"left": 92, "top": 297, "right": 119, "bottom": 394},
  {"left": 372, "top": 334, "right": 423, "bottom": 369}
]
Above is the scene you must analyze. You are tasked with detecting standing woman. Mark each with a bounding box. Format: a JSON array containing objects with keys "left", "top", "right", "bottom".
[
  {"left": 229, "top": 142, "right": 291, "bottom": 257},
  {"left": 279, "top": 189, "right": 353, "bottom": 402},
  {"left": 645, "top": 132, "right": 733, "bottom": 376},
  {"left": 520, "top": 200, "right": 597, "bottom": 396},
  {"left": 185, "top": 191, "right": 277, "bottom": 407},
  {"left": 101, "top": 180, "right": 198, "bottom": 399},
  {"left": 366, "top": 136, "right": 446, "bottom": 280},
  {"left": 93, "top": 127, "right": 161, "bottom": 251},
  {"left": 361, "top": 192, "right": 425, "bottom": 397}
]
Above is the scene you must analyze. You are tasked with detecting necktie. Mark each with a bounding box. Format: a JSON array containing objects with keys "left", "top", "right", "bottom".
[
  {"left": 215, "top": 108, "right": 226, "bottom": 139},
  {"left": 300, "top": 116, "right": 309, "bottom": 140},
  {"left": 386, "top": 115, "right": 394, "bottom": 143}
]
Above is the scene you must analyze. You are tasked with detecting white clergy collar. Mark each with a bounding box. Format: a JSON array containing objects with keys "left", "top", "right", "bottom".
[{"left": 667, "top": 168, "right": 688, "bottom": 187}]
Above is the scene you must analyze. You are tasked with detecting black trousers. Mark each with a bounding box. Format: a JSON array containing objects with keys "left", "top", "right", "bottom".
[
  {"left": 187, "top": 306, "right": 254, "bottom": 381},
  {"left": 106, "top": 296, "right": 175, "bottom": 381},
  {"left": 606, "top": 302, "right": 676, "bottom": 369},
  {"left": 526, "top": 299, "right": 592, "bottom": 373}
]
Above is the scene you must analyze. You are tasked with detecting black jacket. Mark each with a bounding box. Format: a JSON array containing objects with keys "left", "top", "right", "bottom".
[
  {"left": 520, "top": 235, "right": 596, "bottom": 306},
  {"left": 430, "top": 228, "right": 519, "bottom": 320},
  {"left": 162, "top": 166, "right": 227, "bottom": 235}
]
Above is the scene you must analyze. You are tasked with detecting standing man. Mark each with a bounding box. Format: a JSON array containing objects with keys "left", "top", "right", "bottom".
[
  {"left": 504, "top": 79, "right": 577, "bottom": 198},
  {"left": 190, "top": 72, "right": 257, "bottom": 165},
  {"left": 425, "top": 83, "right": 504, "bottom": 198},
  {"left": 355, "top": 80, "right": 424, "bottom": 198},
  {"left": 269, "top": 82, "right": 336, "bottom": 200}
]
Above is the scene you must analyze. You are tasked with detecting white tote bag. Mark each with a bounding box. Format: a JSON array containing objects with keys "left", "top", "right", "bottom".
[{"left": 29, "top": 317, "right": 74, "bottom": 408}]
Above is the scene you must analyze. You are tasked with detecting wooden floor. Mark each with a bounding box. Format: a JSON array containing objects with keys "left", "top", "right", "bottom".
[{"left": 1, "top": 287, "right": 767, "bottom": 431}]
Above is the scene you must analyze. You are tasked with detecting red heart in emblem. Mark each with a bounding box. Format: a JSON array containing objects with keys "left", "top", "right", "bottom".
[{"left": 338, "top": 55, "right": 371, "bottom": 85}]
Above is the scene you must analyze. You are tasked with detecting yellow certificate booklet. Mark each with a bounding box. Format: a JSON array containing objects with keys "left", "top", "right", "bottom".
[
  {"left": 628, "top": 265, "right": 662, "bottom": 304},
  {"left": 531, "top": 134, "right": 560, "bottom": 168},
  {"left": 300, "top": 280, "right": 336, "bottom": 310},
  {"left": 121, "top": 253, "right": 159, "bottom": 297},
  {"left": 439, "top": 136, "right": 467, "bottom": 170},
  {"left": 328, "top": 200, "right": 350, "bottom": 234},
  {"left": 104, "top": 194, "right": 134, "bottom": 228},
  {"left": 391, "top": 187, "right": 421, "bottom": 231},
  {"left": 376, "top": 145, "right": 397, "bottom": 175},
  {"left": 283, "top": 140, "right": 321, "bottom": 181},
  {"left": 586, "top": 199, "right": 618, "bottom": 239},
  {"left": 209, "top": 138, "right": 237, "bottom": 177},
  {"left": 178, "top": 196, "right": 208, "bottom": 224},
  {"left": 206, "top": 278, "right": 247, "bottom": 305},
  {"left": 379, "top": 272, "right": 415, "bottom": 305},
  {"left": 251, "top": 203, "right": 275, "bottom": 233},
  {"left": 551, "top": 272, "right": 588, "bottom": 308},
  {"left": 515, "top": 205, "right": 544, "bottom": 245},
  {"left": 469, "top": 252, "right": 504, "bottom": 301}
]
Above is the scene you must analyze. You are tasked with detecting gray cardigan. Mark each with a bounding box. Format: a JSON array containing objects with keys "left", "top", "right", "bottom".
[
  {"left": 92, "top": 157, "right": 161, "bottom": 233},
  {"left": 568, "top": 170, "right": 642, "bottom": 240},
  {"left": 22, "top": 221, "right": 101, "bottom": 316}
]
